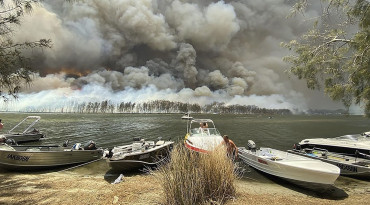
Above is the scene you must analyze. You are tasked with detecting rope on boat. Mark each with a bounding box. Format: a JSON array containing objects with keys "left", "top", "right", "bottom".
[{"left": 58, "top": 158, "right": 104, "bottom": 172}]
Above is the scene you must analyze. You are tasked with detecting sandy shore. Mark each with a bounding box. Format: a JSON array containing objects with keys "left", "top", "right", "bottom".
[{"left": 1, "top": 165, "right": 370, "bottom": 205}]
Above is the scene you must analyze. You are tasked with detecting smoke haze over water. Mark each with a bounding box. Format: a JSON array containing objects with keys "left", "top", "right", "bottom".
[{"left": 1, "top": 0, "right": 362, "bottom": 113}]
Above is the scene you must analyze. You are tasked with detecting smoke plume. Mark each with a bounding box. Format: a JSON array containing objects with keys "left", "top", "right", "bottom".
[{"left": 1, "top": 0, "right": 359, "bottom": 113}]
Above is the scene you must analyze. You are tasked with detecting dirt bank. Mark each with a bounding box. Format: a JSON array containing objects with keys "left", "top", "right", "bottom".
[{"left": 1, "top": 169, "right": 369, "bottom": 205}]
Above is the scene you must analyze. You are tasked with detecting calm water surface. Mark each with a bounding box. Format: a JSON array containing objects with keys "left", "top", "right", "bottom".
[{"left": 1, "top": 113, "right": 370, "bottom": 194}]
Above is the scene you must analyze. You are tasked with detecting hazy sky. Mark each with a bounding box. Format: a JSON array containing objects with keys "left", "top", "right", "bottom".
[{"left": 2, "top": 0, "right": 362, "bottom": 113}]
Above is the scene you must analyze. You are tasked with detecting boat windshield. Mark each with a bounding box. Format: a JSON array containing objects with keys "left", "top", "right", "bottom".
[{"left": 190, "top": 128, "right": 221, "bottom": 136}]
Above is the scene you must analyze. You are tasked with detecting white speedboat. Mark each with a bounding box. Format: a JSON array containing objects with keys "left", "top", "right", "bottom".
[
  {"left": 106, "top": 138, "right": 174, "bottom": 172},
  {"left": 288, "top": 148, "right": 370, "bottom": 178},
  {"left": 239, "top": 140, "right": 340, "bottom": 189},
  {"left": 297, "top": 131, "right": 370, "bottom": 157},
  {"left": 0, "top": 140, "right": 103, "bottom": 171},
  {"left": 184, "top": 119, "right": 224, "bottom": 153},
  {"left": 0, "top": 116, "right": 45, "bottom": 143}
]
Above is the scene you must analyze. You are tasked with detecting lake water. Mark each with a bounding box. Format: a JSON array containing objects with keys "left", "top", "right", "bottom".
[
  {"left": 1, "top": 113, "right": 369, "bottom": 149},
  {"left": 1, "top": 113, "right": 370, "bottom": 196}
]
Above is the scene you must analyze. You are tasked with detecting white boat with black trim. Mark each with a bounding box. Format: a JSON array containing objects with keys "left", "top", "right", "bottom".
[
  {"left": 296, "top": 131, "right": 370, "bottom": 157},
  {"left": 106, "top": 137, "right": 174, "bottom": 172}
]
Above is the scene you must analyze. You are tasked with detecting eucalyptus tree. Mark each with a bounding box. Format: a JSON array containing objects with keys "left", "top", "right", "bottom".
[
  {"left": 282, "top": 0, "right": 370, "bottom": 116},
  {"left": 0, "top": 0, "right": 51, "bottom": 100}
]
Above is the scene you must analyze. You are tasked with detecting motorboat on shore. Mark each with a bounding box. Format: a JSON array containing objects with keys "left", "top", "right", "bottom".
[
  {"left": 0, "top": 116, "right": 45, "bottom": 144},
  {"left": 106, "top": 138, "right": 174, "bottom": 172},
  {"left": 288, "top": 148, "right": 370, "bottom": 178},
  {"left": 239, "top": 140, "right": 340, "bottom": 189},
  {"left": 181, "top": 113, "right": 193, "bottom": 120},
  {"left": 184, "top": 119, "right": 224, "bottom": 153},
  {"left": 296, "top": 131, "right": 370, "bottom": 157},
  {"left": 0, "top": 140, "right": 103, "bottom": 171}
]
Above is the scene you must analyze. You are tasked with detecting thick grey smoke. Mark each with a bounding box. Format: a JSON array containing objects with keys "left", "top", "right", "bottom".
[{"left": 2, "top": 0, "right": 359, "bottom": 113}]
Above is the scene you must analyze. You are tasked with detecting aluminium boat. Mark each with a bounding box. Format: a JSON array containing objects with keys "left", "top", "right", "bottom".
[
  {"left": 288, "top": 148, "right": 370, "bottom": 178},
  {"left": 0, "top": 116, "right": 45, "bottom": 143},
  {"left": 0, "top": 140, "right": 103, "bottom": 171},
  {"left": 184, "top": 119, "right": 224, "bottom": 153},
  {"left": 296, "top": 131, "right": 370, "bottom": 157},
  {"left": 239, "top": 140, "right": 340, "bottom": 189},
  {"left": 106, "top": 138, "right": 174, "bottom": 172}
]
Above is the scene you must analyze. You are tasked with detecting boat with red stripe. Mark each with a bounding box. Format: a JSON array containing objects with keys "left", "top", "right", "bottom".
[{"left": 184, "top": 119, "right": 224, "bottom": 153}]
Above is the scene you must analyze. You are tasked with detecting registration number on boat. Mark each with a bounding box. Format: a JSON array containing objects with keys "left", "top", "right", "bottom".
[{"left": 336, "top": 163, "right": 357, "bottom": 173}]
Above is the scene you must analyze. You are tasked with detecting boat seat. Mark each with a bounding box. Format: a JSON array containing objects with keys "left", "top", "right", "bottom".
[
  {"left": 260, "top": 151, "right": 274, "bottom": 157},
  {"left": 260, "top": 150, "right": 282, "bottom": 160}
]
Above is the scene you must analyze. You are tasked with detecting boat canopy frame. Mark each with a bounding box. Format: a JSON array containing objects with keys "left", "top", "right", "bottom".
[{"left": 8, "top": 116, "right": 41, "bottom": 134}]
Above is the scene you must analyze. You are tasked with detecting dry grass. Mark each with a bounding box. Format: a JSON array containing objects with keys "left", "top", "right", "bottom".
[
  {"left": 153, "top": 144, "right": 239, "bottom": 205},
  {"left": 1, "top": 164, "right": 369, "bottom": 204}
]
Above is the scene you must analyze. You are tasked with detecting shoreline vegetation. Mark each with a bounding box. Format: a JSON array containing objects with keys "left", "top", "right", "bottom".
[
  {"left": 153, "top": 145, "right": 239, "bottom": 204},
  {"left": 1, "top": 100, "right": 292, "bottom": 115}
]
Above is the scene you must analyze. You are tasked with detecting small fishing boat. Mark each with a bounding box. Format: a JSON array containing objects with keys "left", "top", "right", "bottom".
[
  {"left": 0, "top": 140, "right": 103, "bottom": 171},
  {"left": 184, "top": 119, "right": 224, "bottom": 153},
  {"left": 181, "top": 113, "right": 193, "bottom": 120},
  {"left": 0, "top": 116, "right": 45, "bottom": 143},
  {"left": 239, "top": 140, "right": 340, "bottom": 189},
  {"left": 106, "top": 138, "right": 174, "bottom": 172},
  {"left": 296, "top": 131, "right": 370, "bottom": 157},
  {"left": 288, "top": 148, "right": 370, "bottom": 178}
]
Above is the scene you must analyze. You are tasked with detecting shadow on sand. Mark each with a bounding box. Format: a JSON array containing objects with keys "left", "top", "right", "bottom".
[
  {"left": 103, "top": 166, "right": 154, "bottom": 184},
  {"left": 0, "top": 169, "right": 54, "bottom": 205},
  {"left": 241, "top": 166, "right": 348, "bottom": 200}
]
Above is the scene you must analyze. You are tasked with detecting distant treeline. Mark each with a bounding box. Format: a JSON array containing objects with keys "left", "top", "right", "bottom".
[{"left": 24, "top": 100, "right": 292, "bottom": 115}]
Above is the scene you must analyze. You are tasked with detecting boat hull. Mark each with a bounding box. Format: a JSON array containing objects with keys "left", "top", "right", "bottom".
[
  {"left": 288, "top": 149, "right": 370, "bottom": 178},
  {"left": 184, "top": 134, "right": 224, "bottom": 153},
  {"left": 239, "top": 147, "right": 340, "bottom": 189},
  {"left": 107, "top": 142, "right": 173, "bottom": 172},
  {"left": 0, "top": 146, "right": 103, "bottom": 171},
  {"left": 2, "top": 133, "right": 44, "bottom": 143}
]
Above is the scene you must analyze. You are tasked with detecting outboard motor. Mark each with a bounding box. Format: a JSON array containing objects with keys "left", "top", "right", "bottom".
[
  {"left": 63, "top": 140, "right": 69, "bottom": 147},
  {"left": 84, "top": 140, "right": 97, "bottom": 150},
  {"left": 5, "top": 138, "right": 17, "bottom": 146},
  {"left": 247, "top": 140, "right": 256, "bottom": 151}
]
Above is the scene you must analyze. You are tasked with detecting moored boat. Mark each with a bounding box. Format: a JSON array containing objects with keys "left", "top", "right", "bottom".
[
  {"left": 288, "top": 148, "right": 370, "bottom": 178},
  {"left": 239, "top": 140, "right": 340, "bottom": 189},
  {"left": 184, "top": 119, "right": 224, "bottom": 153},
  {"left": 0, "top": 140, "right": 103, "bottom": 171},
  {"left": 181, "top": 113, "right": 193, "bottom": 120},
  {"left": 106, "top": 138, "right": 174, "bottom": 172},
  {"left": 296, "top": 131, "right": 370, "bottom": 157},
  {"left": 0, "top": 116, "right": 45, "bottom": 144}
]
